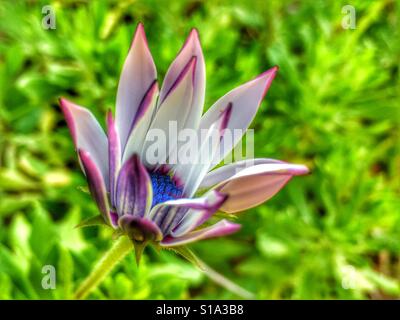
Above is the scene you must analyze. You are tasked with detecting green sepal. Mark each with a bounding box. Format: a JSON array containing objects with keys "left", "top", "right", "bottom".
[
  {"left": 74, "top": 215, "right": 108, "bottom": 229},
  {"left": 112, "top": 229, "right": 124, "bottom": 240},
  {"left": 213, "top": 211, "right": 238, "bottom": 220},
  {"left": 132, "top": 240, "right": 149, "bottom": 266},
  {"left": 151, "top": 242, "right": 162, "bottom": 254},
  {"left": 168, "top": 246, "right": 205, "bottom": 271},
  {"left": 77, "top": 185, "right": 90, "bottom": 194}
]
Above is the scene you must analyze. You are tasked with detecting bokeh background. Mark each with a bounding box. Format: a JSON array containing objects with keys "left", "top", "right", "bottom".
[{"left": 0, "top": 0, "right": 399, "bottom": 299}]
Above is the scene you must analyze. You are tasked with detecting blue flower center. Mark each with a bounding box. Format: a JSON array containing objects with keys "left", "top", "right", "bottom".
[{"left": 150, "top": 172, "right": 183, "bottom": 207}]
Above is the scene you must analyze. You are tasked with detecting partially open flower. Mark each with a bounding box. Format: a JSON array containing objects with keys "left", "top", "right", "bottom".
[{"left": 60, "top": 23, "right": 308, "bottom": 261}]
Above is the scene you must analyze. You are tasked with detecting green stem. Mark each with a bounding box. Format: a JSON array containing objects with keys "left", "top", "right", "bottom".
[
  {"left": 73, "top": 236, "right": 132, "bottom": 299},
  {"left": 197, "top": 258, "right": 255, "bottom": 300}
]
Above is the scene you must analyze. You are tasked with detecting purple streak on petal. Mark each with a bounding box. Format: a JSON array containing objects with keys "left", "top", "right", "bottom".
[
  {"left": 219, "top": 102, "right": 233, "bottom": 139},
  {"left": 172, "top": 174, "right": 185, "bottom": 188},
  {"left": 110, "top": 210, "right": 119, "bottom": 228},
  {"left": 78, "top": 150, "right": 111, "bottom": 225},
  {"left": 151, "top": 205, "right": 173, "bottom": 233},
  {"left": 116, "top": 154, "right": 152, "bottom": 217},
  {"left": 160, "top": 220, "right": 241, "bottom": 247},
  {"left": 128, "top": 80, "right": 159, "bottom": 137},
  {"left": 147, "top": 191, "right": 227, "bottom": 236},
  {"left": 107, "top": 111, "right": 121, "bottom": 208},
  {"left": 199, "top": 66, "right": 279, "bottom": 167},
  {"left": 157, "top": 164, "right": 171, "bottom": 175},
  {"left": 177, "top": 104, "right": 233, "bottom": 197},
  {"left": 159, "top": 28, "right": 205, "bottom": 108},
  {"left": 160, "top": 56, "right": 197, "bottom": 105},
  {"left": 119, "top": 215, "right": 162, "bottom": 242},
  {"left": 171, "top": 191, "right": 228, "bottom": 237}
]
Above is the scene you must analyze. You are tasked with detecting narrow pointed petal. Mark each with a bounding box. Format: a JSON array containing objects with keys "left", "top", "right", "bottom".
[
  {"left": 176, "top": 103, "right": 232, "bottom": 197},
  {"left": 133, "top": 241, "right": 146, "bottom": 266},
  {"left": 60, "top": 98, "right": 108, "bottom": 188},
  {"left": 199, "top": 67, "right": 278, "bottom": 167},
  {"left": 115, "top": 154, "right": 152, "bottom": 217},
  {"left": 122, "top": 81, "right": 159, "bottom": 164},
  {"left": 107, "top": 111, "right": 121, "bottom": 208},
  {"left": 142, "top": 57, "right": 196, "bottom": 167},
  {"left": 116, "top": 23, "right": 157, "bottom": 150},
  {"left": 211, "top": 162, "right": 309, "bottom": 213},
  {"left": 159, "top": 28, "right": 205, "bottom": 126},
  {"left": 199, "top": 158, "right": 285, "bottom": 189},
  {"left": 74, "top": 215, "right": 107, "bottom": 229},
  {"left": 147, "top": 190, "right": 226, "bottom": 235},
  {"left": 170, "top": 191, "right": 227, "bottom": 237},
  {"left": 118, "top": 215, "right": 162, "bottom": 265},
  {"left": 78, "top": 150, "right": 112, "bottom": 225},
  {"left": 160, "top": 220, "right": 241, "bottom": 247}
]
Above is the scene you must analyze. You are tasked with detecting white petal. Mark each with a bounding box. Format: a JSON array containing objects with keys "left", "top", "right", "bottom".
[
  {"left": 199, "top": 67, "right": 278, "bottom": 167},
  {"left": 211, "top": 162, "right": 309, "bottom": 213},
  {"left": 158, "top": 28, "right": 205, "bottom": 129},
  {"left": 60, "top": 98, "right": 108, "bottom": 188},
  {"left": 160, "top": 220, "right": 240, "bottom": 247},
  {"left": 142, "top": 57, "right": 196, "bottom": 168},
  {"left": 116, "top": 23, "right": 157, "bottom": 150},
  {"left": 122, "top": 82, "right": 159, "bottom": 164},
  {"left": 199, "top": 158, "right": 285, "bottom": 189},
  {"left": 175, "top": 104, "right": 232, "bottom": 197}
]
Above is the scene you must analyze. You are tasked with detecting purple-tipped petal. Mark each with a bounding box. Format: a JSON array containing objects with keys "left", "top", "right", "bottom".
[
  {"left": 159, "top": 28, "right": 205, "bottom": 126},
  {"left": 146, "top": 190, "right": 219, "bottom": 234},
  {"left": 148, "top": 190, "right": 227, "bottom": 236},
  {"left": 160, "top": 219, "right": 241, "bottom": 247},
  {"left": 199, "top": 158, "right": 285, "bottom": 189},
  {"left": 211, "top": 162, "right": 309, "bottom": 213},
  {"left": 199, "top": 67, "right": 278, "bottom": 167},
  {"left": 122, "top": 81, "right": 159, "bottom": 164},
  {"left": 170, "top": 191, "right": 227, "bottom": 237},
  {"left": 119, "top": 215, "right": 162, "bottom": 242},
  {"left": 78, "top": 150, "right": 112, "bottom": 226},
  {"left": 116, "top": 23, "right": 157, "bottom": 150},
  {"left": 142, "top": 57, "right": 197, "bottom": 167},
  {"left": 60, "top": 98, "right": 108, "bottom": 188},
  {"left": 107, "top": 111, "right": 121, "bottom": 208},
  {"left": 115, "top": 154, "right": 152, "bottom": 217}
]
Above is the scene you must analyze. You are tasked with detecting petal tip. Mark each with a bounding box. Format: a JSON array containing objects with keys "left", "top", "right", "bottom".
[
  {"left": 257, "top": 66, "right": 279, "bottom": 100},
  {"left": 106, "top": 109, "right": 113, "bottom": 123},
  {"left": 59, "top": 97, "right": 78, "bottom": 145},
  {"left": 77, "top": 148, "right": 90, "bottom": 162},
  {"left": 131, "top": 21, "right": 150, "bottom": 50},
  {"left": 292, "top": 164, "right": 310, "bottom": 176},
  {"left": 226, "top": 221, "right": 242, "bottom": 233},
  {"left": 189, "top": 28, "right": 200, "bottom": 40}
]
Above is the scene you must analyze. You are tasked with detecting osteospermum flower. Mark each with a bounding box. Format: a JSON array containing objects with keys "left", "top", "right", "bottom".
[{"left": 60, "top": 23, "right": 308, "bottom": 261}]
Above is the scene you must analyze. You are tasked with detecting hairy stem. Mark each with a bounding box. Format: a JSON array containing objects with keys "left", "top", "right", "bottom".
[
  {"left": 197, "top": 258, "right": 255, "bottom": 299},
  {"left": 73, "top": 236, "right": 132, "bottom": 299}
]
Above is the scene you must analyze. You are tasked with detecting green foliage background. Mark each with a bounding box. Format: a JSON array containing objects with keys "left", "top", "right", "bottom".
[{"left": 0, "top": 0, "right": 399, "bottom": 299}]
